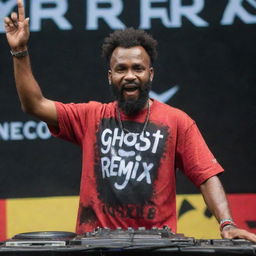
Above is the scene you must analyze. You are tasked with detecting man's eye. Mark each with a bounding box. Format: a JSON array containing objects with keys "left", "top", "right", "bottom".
[
  {"left": 116, "top": 67, "right": 125, "bottom": 72},
  {"left": 134, "top": 66, "right": 144, "bottom": 72}
]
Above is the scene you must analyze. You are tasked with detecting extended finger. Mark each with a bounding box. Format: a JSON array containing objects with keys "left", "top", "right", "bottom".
[{"left": 17, "top": 0, "right": 25, "bottom": 21}]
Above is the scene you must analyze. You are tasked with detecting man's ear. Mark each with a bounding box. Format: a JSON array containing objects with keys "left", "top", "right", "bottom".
[
  {"left": 150, "top": 67, "right": 154, "bottom": 82},
  {"left": 108, "top": 69, "right": 112, "bottom": 85}
]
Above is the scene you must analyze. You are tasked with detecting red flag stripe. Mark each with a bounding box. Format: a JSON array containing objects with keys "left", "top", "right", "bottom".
[{"left": 0, "top": 200, "right": 6, "bottom": 241}]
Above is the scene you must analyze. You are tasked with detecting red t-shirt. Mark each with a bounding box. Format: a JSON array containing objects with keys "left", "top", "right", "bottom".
[{"left": 49, "top": 99, "right": 223, "bottom": 234}]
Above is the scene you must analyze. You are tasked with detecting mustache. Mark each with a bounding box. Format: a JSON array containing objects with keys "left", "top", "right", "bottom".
[
  {"left": 110, "top": 79, "right": 152, "bottom": 115},
  {"left": 121, "top": 82, "right": 140, "bottom": 88},
  {"left": 122, "top": 82, "right": 139, "bottom": 85}
]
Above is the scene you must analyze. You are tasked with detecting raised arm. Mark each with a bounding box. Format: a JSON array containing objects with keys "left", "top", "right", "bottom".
[
  {"left": 200, "top": 175, "right": 256, "bottom": 242},
  {"left": 4, "top": 0, "right": 58, "bottom": 127}
]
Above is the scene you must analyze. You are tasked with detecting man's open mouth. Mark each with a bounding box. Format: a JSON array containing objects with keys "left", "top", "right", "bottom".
[{"left": 122, "top": 84, "right": 139, "bottom": 92}]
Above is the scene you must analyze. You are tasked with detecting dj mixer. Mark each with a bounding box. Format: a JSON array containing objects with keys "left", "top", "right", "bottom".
[{"left": 1, "top": 227, "right": 256, "bottom": 255}]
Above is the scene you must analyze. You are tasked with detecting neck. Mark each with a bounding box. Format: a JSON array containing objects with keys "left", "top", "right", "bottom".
[
  {"left": 117, "top": 98, "right": 152, "bottom": 116},
  {"left": 116, "top": 100, "right": 151, "bottom": 135}
]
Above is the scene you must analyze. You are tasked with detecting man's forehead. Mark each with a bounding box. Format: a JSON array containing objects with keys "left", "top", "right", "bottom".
[{"left": 110, "top": 46, "right": 151, "bottom": 66}]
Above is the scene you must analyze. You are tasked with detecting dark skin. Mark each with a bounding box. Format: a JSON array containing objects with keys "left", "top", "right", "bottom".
[
  {"left": 108, "top": 46, "right": 154, "bottom": 105},
  {"left": 4, "top": 0, "right": 57, "bottom": 127},
  {"left": 200, "top": 176, "right": 256, "bottom": 241},
  {"left": 4, "top": 0, "right": 256, "bottom": 242}
]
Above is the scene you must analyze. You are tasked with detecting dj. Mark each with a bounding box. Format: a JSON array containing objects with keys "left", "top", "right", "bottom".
[{"left": 4, "top": 0, "right": 256, "bottom": 242}]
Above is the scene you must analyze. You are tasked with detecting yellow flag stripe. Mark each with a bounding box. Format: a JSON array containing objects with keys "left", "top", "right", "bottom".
[
  {"left": 5, "top": 195, "right": 220, "bottom": 239},
  {"left": 7, "top": 196, "right": 79, "bottom": 238}
]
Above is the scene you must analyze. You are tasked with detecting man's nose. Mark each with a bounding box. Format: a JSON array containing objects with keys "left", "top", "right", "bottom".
[{"left": 124, "top": 70, "right": 136, "bottom": 81}]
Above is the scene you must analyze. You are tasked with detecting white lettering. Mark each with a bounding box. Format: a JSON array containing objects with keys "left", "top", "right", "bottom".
[
  {"left": 30, "top": 0, "right": 72, "bottom": 32},
  {"left": 170, "top": 0, "right": 208, "bottom": 27},
  {"left": 23, "top": 121, "right": 37, "bottom": 140},
  {"left": 101, "top": 128, "right": 112, "bottom": 154},
  {"left": 140, "top": 0, "right": 171, "bottom": 29},
  {"left": 112, "top": 128, "right": 124, "bottom": 147},
  {"left": 10, "top": 122, "right": 23, "bottom": 140},
  {"left": 100, "top": 128, "right": 162, "bottom": 153},
  {"left": 136, "top": 162, "right": 154, "bottom": 184},
  {"left": 0, "top": 122, "right": 9, "bottom": 140},
  {"left": 140, "top": 0, "right": 207, "bottom": 29},
  {"left": 110, "top": 156, "right": 121, "bottom": 176},
  {"left": 221, "top": 0, "right": 256, "bottom": 25},
  {"left": 123, "top": 133, "right": 138, "bottom": 147},
  {"left": 0, "top": 121, "right": 51, "bottom": 141},
  {"left": 135, "top": 133, "right": 151, "bottom": 151},
  {"left": 152, "top": 130, "right": 164, "bottom": 153},
  {"left": 86, "top": 0, "right": 125, "bottom": 30},
  {"left": 101, "top": 157, "right": 110, "bottom": 178},
  {"left": 131, "top": 161, "right": 139, "bottom": 179},
  {"left": 114, "top": 159, "right": 133, "bottom": 190},
  {"left": 36, "top": 122, "right": 51, "bottom": 139},
  {"left": 1, "top": 0, "right": 255, "bottom": 33},
  {"left": 101, "top": 155, "right": 155, "bottom": 190}
]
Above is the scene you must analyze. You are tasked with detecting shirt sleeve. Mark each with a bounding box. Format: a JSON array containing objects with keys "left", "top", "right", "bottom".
[
  {"left": 176, "top": 120, "right": 224, "bottom": 187},
  {"left": 48, "top": 101, "right": 93, "bottom": 146}
]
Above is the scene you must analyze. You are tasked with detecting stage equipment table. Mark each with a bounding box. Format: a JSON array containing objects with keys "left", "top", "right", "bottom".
[{"left": 1, "top": 228, "right": 255, "bottom": 256}]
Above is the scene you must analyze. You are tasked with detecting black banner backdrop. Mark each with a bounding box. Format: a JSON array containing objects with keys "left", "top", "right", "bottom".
[{"left": 0, "top": 0, "right": 255, "bottom": 198}]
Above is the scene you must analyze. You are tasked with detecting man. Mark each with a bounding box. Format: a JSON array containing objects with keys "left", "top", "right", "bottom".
[{"left": 4, "top": 0, "right": 256, "bottom": 242}]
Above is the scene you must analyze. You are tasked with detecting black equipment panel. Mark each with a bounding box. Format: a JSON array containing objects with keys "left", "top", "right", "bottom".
[{"left": 1, "top": 228, "right": 256, "bottom": 255}]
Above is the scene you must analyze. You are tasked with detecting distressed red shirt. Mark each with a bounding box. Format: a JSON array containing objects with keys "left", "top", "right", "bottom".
[{"left": 48, "top": 99, "right": 223, "bottom": 234}]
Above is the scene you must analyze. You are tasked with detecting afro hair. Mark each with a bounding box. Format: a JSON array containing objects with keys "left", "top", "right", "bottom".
[{"left": 102, "top": 28, "right": 158, "bottom": 65}]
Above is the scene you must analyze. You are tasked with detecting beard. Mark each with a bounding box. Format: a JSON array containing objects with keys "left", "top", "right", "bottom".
[{"left": 111, "top": 80, "right": 152, "bottom": 116}]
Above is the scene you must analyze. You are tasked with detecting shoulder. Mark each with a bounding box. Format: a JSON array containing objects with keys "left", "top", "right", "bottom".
[
  {"left": 151, "top": 99, "right": 194, "bottom": 127},
  {"left": 54, "top": 101, "right": 116, "bottom": 121},
  {"left": 55, "top": 100, "right": 115, "bottom": 112}
]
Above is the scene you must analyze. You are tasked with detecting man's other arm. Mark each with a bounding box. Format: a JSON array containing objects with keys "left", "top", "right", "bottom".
[
  {"left": 200, "top": 175, "right": 256, "bottom": 242},
  {"left": 4, "top": 0, "right": 57, "bottom": 127}
]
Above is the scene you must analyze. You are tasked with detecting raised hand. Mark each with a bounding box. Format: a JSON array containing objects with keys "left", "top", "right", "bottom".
[{"left": 4, "top": 0, "right": 30, "bottom": 51}]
